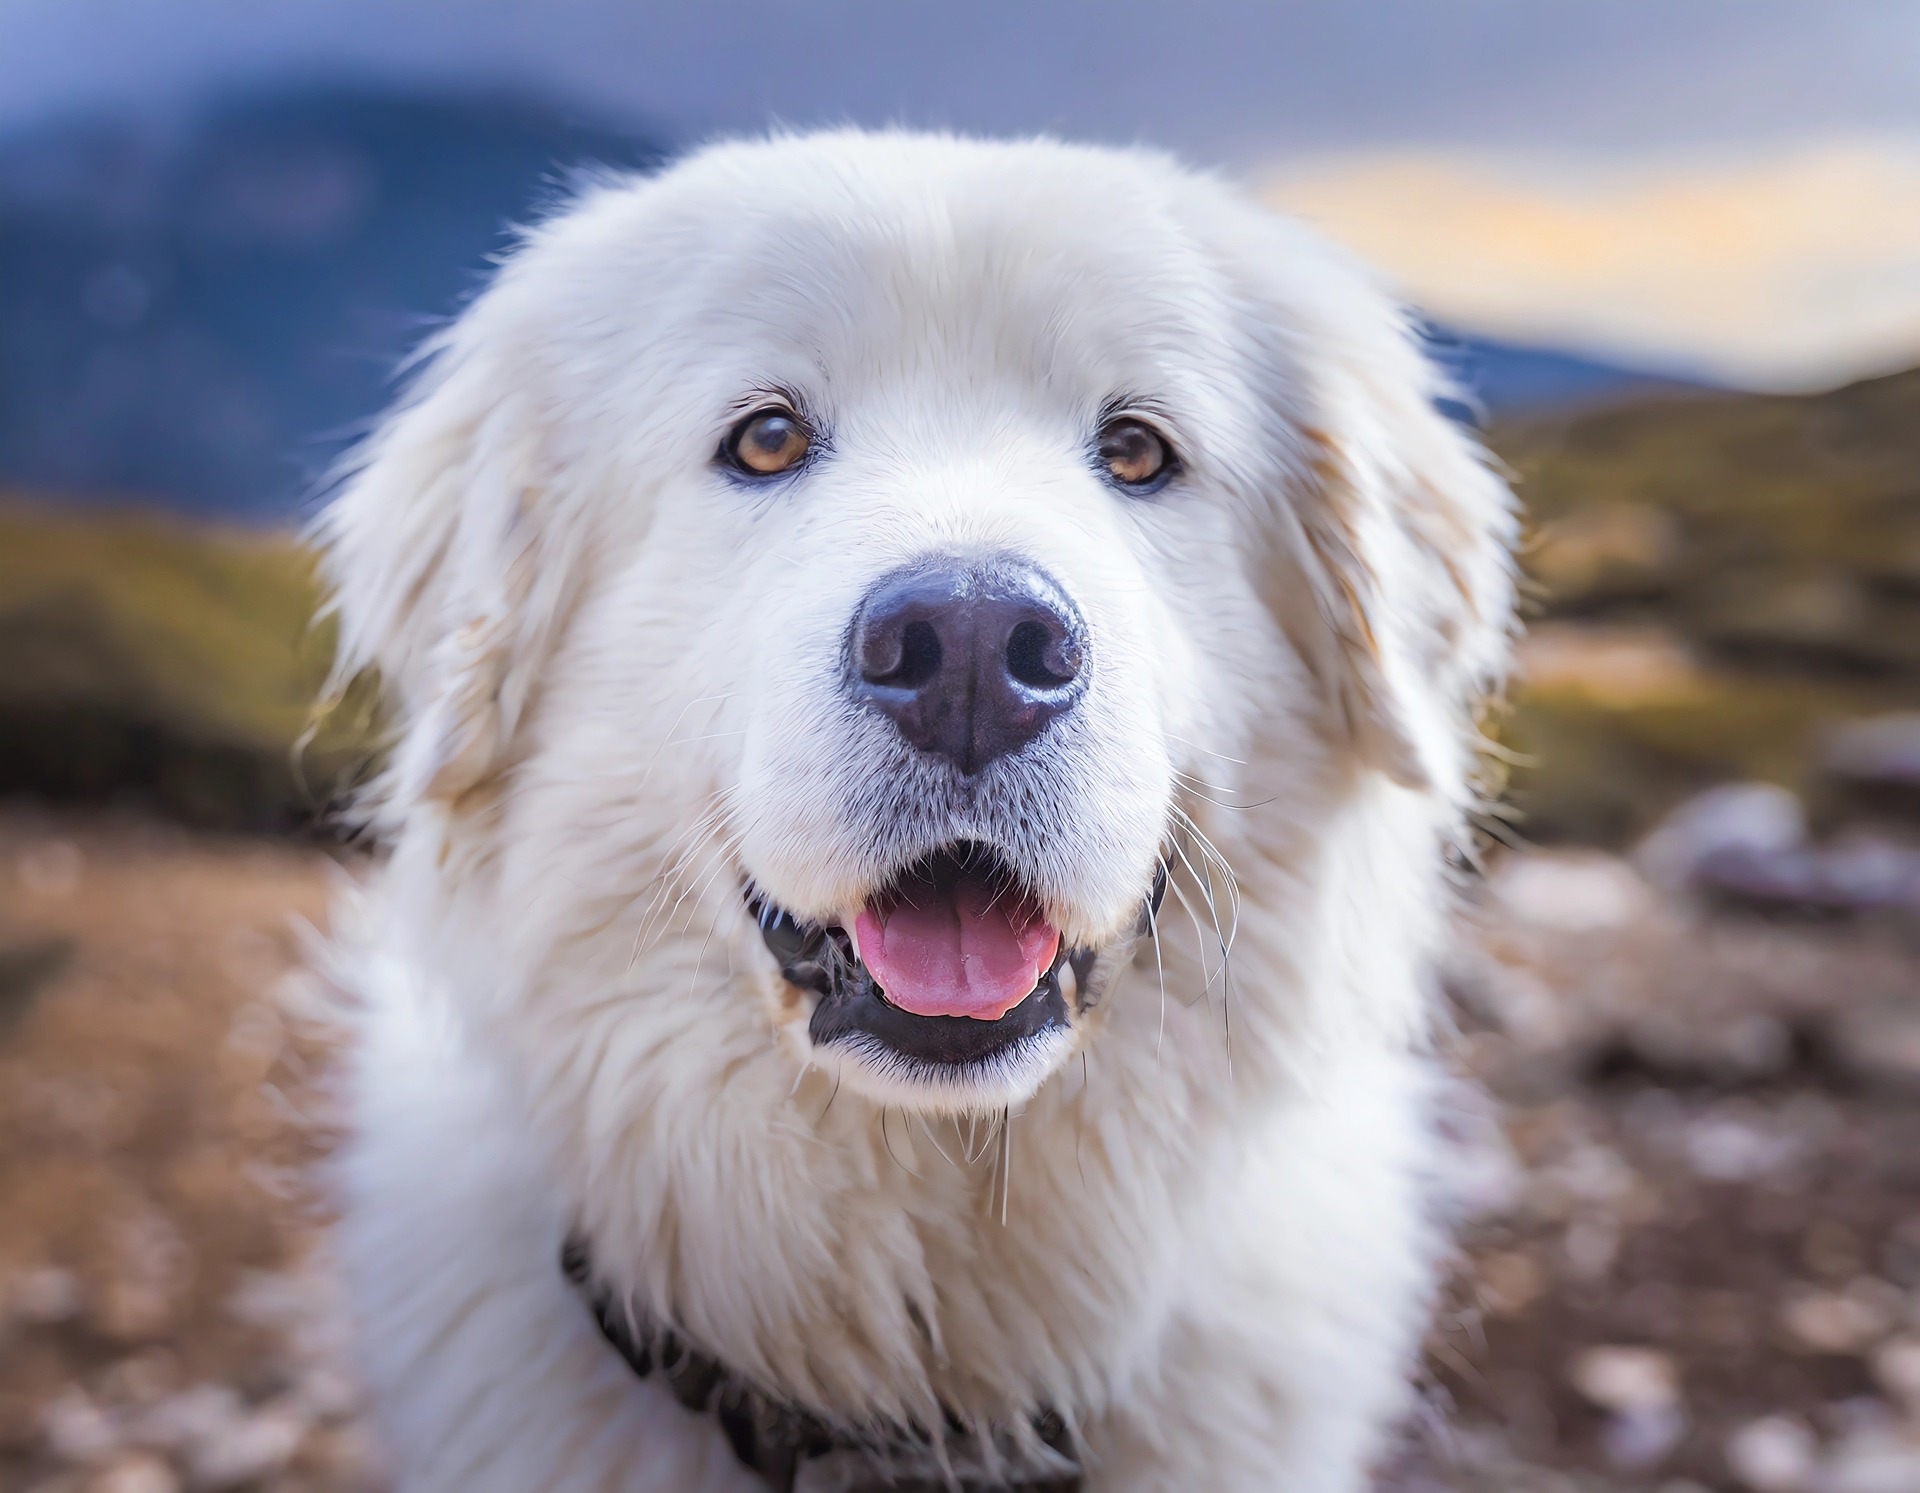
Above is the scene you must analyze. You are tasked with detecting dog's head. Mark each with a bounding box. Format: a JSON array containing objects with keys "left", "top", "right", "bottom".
[{"left": 322, "top": 132, "right": 1512, "bottom": 1116}]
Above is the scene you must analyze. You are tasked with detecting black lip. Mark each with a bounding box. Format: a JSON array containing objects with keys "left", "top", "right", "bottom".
[
  {"left": 811, "top": 953, "right": 1073, "bottom": 1067},
  {"left": 748, "top": 854, "right": 1163, "bottom": 1077},
  {"left": 750, "top": 891, "right": 1085, "bottom": 1072}
]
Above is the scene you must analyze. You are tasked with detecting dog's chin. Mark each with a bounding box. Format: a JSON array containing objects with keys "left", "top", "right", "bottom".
[{"left": 750, "top": 842, "right": 1159, "bottom": 1115}]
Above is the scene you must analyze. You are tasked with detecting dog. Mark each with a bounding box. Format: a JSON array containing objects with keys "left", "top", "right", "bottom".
[{"left": 316, "top": 129, "right": 1516, "bottom": 1492}]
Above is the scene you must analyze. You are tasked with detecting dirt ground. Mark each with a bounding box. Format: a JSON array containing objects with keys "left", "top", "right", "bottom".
[{"left": 3, "top": 809, "right": 1919, "bottom": 1492}]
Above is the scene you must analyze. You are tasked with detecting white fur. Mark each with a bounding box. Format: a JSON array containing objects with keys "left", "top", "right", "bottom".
[{"left": 318, "top": 130, "right": 1516, "bottom": 1491}]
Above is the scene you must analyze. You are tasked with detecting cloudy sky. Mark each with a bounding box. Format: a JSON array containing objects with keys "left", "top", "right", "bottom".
[{"left": 6, "top": 0, "right": 1918, "bottom": 387}]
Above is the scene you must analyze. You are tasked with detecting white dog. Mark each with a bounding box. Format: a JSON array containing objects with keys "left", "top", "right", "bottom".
[{"left": 317, "top": 130, "right": 1515, "bottom": 1492}]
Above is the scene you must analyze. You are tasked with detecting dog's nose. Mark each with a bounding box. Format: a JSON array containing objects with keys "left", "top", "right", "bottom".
[{"left": 850, "top": 561, "right": 1086, "bottom": 774}]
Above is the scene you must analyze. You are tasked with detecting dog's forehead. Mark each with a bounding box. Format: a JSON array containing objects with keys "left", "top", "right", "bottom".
[{"left": 631, "top": 136, "right": 1237, "bottom": 396}]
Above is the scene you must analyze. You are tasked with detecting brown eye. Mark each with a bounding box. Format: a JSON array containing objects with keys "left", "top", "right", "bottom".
[
  {"left": 725, "top": 407, "right": 812, "bottom": 476},
  {"left": 1097, "top": 418, "right": 1173, "bottom": 489}
]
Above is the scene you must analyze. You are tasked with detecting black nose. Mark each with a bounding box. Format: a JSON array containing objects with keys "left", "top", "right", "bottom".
[{"left": 849, "top": 561, "right": 1086, "bottom": 774}]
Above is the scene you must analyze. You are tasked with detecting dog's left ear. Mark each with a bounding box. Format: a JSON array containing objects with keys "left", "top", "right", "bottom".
[
  {"left": 1206, "top": 199, "right": 1518, "bottom": 795},
  {"left": 315, "top": 304, "right": 590, "bottom": 813}
]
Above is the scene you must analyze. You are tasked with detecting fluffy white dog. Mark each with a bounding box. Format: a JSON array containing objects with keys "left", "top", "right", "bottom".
[{"left": 317, "top": 130, "right": 1515, "bottom": 1492}]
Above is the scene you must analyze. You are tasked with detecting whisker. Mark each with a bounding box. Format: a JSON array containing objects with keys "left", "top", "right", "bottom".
[
  {"left": 914, "top": 1115, "right": 962, "bottom": 1172},
  {"left": 1164, "top": 732, "right": 1248, "bottom": 767},
  {"left": 1162, "top": 876, "right": 1217, "bottom": 1007},
  {"left": 880, "top": 1108, "right": 920, "bottom": 1178},
  {"left": 996, "top": 1106, "right": 1012, "bottom": 1227},
  {"left": 1168, "top": 814, "right": 1240, "bottom": 1078},
  {"left": 1149, "top": 853, "right": 1171, "bottom": 1060}
]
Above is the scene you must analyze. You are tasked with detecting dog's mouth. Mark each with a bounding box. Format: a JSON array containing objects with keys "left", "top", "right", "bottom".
[{"left": 749, "top": 843, "right": 1161, "bottom": 1093}]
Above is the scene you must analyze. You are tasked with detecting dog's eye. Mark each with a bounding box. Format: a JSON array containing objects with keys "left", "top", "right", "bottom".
[
  {"left": 725, "top": 408, "right": 812, "bottom": 476},
  {"left": 1097, "top": 418, "right": 1173, "bottom": 490}
]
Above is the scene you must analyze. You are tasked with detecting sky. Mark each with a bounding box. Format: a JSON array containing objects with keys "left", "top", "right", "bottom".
[{"left": 5, "top": 0, "right": 1918, "bottom": 389}]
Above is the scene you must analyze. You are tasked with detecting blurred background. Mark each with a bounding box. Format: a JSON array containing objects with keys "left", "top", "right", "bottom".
[{"left": 2, "top": 4, "right": 1919, "bottom": 1491}]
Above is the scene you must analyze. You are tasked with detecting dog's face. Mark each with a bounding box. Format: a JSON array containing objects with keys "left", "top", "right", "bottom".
[{"left": 324, "top": 133, "right": 1511, "bottom": 1118}]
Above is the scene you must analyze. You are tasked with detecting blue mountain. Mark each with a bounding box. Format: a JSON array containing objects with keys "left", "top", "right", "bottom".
[{"left": 0, "top": 86, "right": 664, "bottom": 518}]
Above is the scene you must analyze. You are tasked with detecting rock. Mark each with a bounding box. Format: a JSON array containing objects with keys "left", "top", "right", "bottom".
[
  {"left": 1636, "top": 783, "right": 1807, "bottom": 893},
  {"left": 1602, "top": 1405, "right": 1687, "bottom": 1470},
  {"left": 1828, "top": 1001, "right": 1920, "bottom": 1093},
  {"left": 9, "top": 1266, "right": 84, "bottom": 1325},
  {"left": 1869, "top": 1335, "right": 1920, "bottom": 1412},
  {"left": 1568, "top": 1345, "right": 1681, "bottom": 1415},
  {"left": 125, "top": 1387, "right": 241, "bottom": 1461},
  {"left": 1820, "top": 1426, "right": 1920, "bottom": 1493},
  {"left": 180, "top": 1401, "right": 308, "bottom": 1491},
  {"left": 95, "top": 1211, "right": 190, "bottom": 1343},
  {"left": 88, "top": 1454, "right": 180, "bottom": 1493},
  {"left": 1825, "top": 713, "right": 1920, "bottom": 819},
  {"left": 1686, "top": 1108, "right": 1807, "bottom": 1183},
  {"left": 1778, "top": 1280, "right": 1901, "bottom": 1355},
  {"left": 1726, "top": 1415, "right": 1818, "bottom": 1492},
  {"left": 1628, "top": 781, "right": 1920, "bottom": 915},
  {"left": 1489, "top": 851, "right": 1657, "bottom": 933},
  {"left": 40, "top": 1389, "right": 120, "bottom": 1463},
  {"left": 1690, "top": 835, "right": 1920, "bottom": 918},
  {"left": 1477, "top": 1251, "right": 1547, "bottom": 1319}
]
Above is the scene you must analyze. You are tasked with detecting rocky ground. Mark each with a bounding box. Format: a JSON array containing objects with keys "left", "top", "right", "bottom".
[
  {"left": 0, "top": 811, "right": 377, "bottom": 1493},
  {"left": 2, "top": 805, "right": 1919, "bottom": 1492}
]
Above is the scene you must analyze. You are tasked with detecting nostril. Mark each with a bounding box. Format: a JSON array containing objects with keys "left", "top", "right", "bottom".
[
  {"left": 1006, "top": 618, "right": 1080, "bottom": 690},
  {"left": 860, "top": 615, "right": 944, "bottom": 687},
  {"left": 895, "top": 620, "right": 942, "bottom": 688}
]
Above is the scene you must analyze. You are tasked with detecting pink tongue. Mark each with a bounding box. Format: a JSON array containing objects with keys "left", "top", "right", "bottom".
[{"left": 855, "top": 875, "right": 1060, "bottom": 1021}]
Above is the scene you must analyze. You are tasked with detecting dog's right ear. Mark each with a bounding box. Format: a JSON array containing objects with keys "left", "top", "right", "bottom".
[{"left": 315, "top": 317, "right": 584, "bottom": 814}]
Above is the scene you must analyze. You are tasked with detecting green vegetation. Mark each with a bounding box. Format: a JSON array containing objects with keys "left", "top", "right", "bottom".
[
  {"left": 1498, "top": 368, "right": 1920, "bottom": 842},
  {"left": 0, "top": 502, "right": 379, "bottom": 830}
]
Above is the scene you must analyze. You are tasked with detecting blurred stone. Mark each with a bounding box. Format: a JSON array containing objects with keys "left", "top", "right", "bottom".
[
  {"left": 1686, "top": 1107, "right": 1806, "bottom": 1182},
  {"left": 96, "top": 1212, "right": 190, "bottom": 1343},
  {"left": 10, "top": 1266, "right": 84, "bottom": 1325},
  {"left": 1528, "top": 504, "right": 1679, "bottom": 603},
  {"left": 1513, "top": 624, "right": 1702, "bottom": 708},
  {"left": 1820, "top": 1426, "right": 1920, "bottom": 1493},
  {"left": 1568, "top": 1345, "right": 1680, "bottom": 1414},
  {"left": 182, "top": 1400, "right": 308, "bottom": 1491},
  {"left": 1690, "top": 834, "right": 1920, "bottom": 918},
  {"left": 1825, "top": 714, "right": 1920, "bottom": 820},
  {"left": 89, "top": 1454, "right": 180, "bottom": 1493},
  {"left": 41, "top": 1389, "right": 121, "bottom": 1463},
  {"left": 1726, "top": 1415, "right": 1818, "bottom": 1492},
  {"left": 1562, "top": 1214, "right": 1621, "bottom": 1281},
  {"left": 1869, "top": 1335, "right": 1920, "bottom": 1412},
  {"left": 1828, "top": 1001, "right": 1920, "bottom": 1093},
  {"left": 1489, "top": 851, "right": 1656, "bottom": 933},
  {"left": 127, "top": 1386, "right": 243, "bottom": 1458},
  {"left": 296, "top": 1422, "right": 383, "bottom": 1486},
  {"left": 1636, "top": 783, "right": 1806, "bottom": 893},
  {"left": 99, "top": 1351, "right": 182, "bottom": 1410},
  {"left": 1477, "top": 1251, "right": 1546, "bottom": 1319},
  {"left": 1779, "top": 1280, "right": 1900, "bottom": 1355},
  {"left": 289, "top": 1365, "right": 360, "bottom": 1423},
  {"left": 1603, "top": 1404, "right": 1687, "bottom": 1470}
]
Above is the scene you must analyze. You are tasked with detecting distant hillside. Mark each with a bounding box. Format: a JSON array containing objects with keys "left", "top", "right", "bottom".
[
  {"left": 0, "top": 85, "right": 664, "bottom": 518},
  {"left": 1499, "top": 367, "right": 1920, "bottom": 841},
  {"left": 0, "top": 501, "right": 375, "bottom": 830}
]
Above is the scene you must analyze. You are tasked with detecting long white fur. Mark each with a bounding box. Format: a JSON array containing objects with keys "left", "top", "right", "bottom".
[{"left": 318, "top": 130, "right": 1516, "bottom": 1491}]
